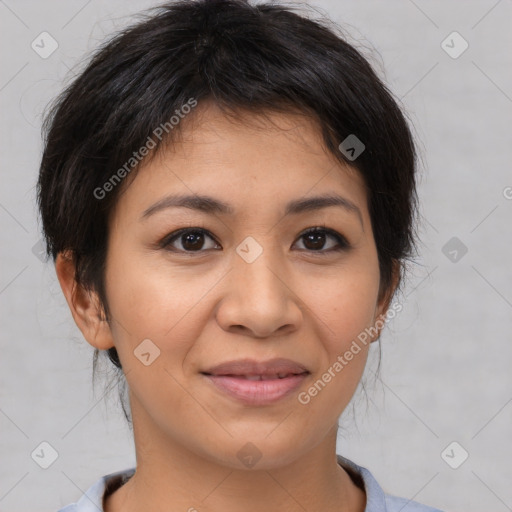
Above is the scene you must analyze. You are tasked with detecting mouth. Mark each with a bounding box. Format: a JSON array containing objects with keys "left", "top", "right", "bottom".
[
  {"left": 200, "top": 358, "right": 310, "bottom": 405},
  {"left": 202, "top": 372, "right": 307, "bottom": 380}
]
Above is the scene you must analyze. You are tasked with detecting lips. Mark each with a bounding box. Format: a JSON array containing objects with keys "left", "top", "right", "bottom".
[
  {"left": 201, "top": 358, "right": 310, "bottom": 405},
  {"left": 201, "top": 357, "right": 309, "bottom": 378}
]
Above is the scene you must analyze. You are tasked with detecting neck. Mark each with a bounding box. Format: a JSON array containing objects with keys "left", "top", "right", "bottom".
[{"left": 105, "top": 407, "right": 365, "bottom": 512}]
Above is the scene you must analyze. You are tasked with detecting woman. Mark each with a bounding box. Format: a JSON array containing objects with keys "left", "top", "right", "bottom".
[{"left": 37, "top": 0, "right": 443, "bottom": 510}]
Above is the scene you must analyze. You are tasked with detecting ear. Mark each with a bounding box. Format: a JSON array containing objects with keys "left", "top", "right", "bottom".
[
  {"left": 55, "top": 251, "right": 115, "bottom": 350},
  {"left": 370, "top": 260, "right": 401, "bottom": 343}
]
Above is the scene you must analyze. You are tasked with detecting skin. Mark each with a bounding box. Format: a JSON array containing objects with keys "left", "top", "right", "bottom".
[{"left": 56, "top": 103, "right": 397, "bottom": 512}]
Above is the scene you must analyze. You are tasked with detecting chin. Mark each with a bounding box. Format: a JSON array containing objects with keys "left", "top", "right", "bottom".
[{"left": 199, "top": 432, "right": 312, "bottom": 471}]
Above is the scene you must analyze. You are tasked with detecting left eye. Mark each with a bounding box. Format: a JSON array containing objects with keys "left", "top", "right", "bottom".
[{"left": 293, "top": 227, "right": 349, "bottom": 253}]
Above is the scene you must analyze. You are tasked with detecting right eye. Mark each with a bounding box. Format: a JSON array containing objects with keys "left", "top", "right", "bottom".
[{"left": 160, "top": 228, "right": 221, "bottom": 253}]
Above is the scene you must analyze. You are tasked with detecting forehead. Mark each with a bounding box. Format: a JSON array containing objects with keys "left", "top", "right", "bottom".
[{"left": 114, "top": 103, "right": 367, "bottom": 220}]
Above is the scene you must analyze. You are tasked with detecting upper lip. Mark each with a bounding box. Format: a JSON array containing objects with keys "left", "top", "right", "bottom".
[{"left": 202, "top": 358, "right": 309, "bottom": 377}]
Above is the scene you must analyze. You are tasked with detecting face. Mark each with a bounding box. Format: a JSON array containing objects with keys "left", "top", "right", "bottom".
[{"left": 96, "top": 104, "right": 389, "bottom": 469}]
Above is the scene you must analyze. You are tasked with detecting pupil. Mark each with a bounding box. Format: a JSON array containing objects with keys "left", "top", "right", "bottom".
[
  {"left": 182, "top": 231, "right": 204, "bottom": 250},
  {"left": 304, "top": 232, "right": 325, "bottom": 250}
]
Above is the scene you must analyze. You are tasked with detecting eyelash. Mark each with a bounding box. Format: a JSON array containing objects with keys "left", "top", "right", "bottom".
[{"left": 159, "top": 226, "right": 350, "bottom": 255}]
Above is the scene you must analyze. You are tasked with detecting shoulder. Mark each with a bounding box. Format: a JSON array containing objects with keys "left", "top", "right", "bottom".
[
  {"left": 57, "top": 506, "right": 78, "bottom": 512},
  {"left": 385, "top": 494, "right": 444, "bottom": 511},
  {"left": 336, "top": 454, "right": 445, "bottom": 512},
  {"left": 56, "top": 467, "right": 135, "bottom": 512}
]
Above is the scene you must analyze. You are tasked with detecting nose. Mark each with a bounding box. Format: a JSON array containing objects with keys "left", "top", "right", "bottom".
[{"left": 215, "top": 247, "right": 303, "bottom": 338}]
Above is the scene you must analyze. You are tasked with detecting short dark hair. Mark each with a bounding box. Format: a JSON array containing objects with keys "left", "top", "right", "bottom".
[{"left": 37, "top": 0, "right": 418, "bottom": 390}]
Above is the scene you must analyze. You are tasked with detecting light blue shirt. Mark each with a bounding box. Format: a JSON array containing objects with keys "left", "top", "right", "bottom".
[{"left": 57, "top": 455, "right": 444, "bottom": 511}]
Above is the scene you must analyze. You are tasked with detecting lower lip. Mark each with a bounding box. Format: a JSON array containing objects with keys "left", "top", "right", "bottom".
[{"left": 203, "top": 373, "right": 309, "bottom": 405}]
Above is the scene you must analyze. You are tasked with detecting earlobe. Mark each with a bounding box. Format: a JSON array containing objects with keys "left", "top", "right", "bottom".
[
  {"left": 368, "top": 313, "right": 386, "bottom": 344},
  {"left": 55, "top": 251, "right": 115, "bottom": 351}
]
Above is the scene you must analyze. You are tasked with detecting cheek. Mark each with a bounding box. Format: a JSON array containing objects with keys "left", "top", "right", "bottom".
[
  {"left": 310, "top": 261, "right": 381, "bottom": 349},
  {"left": 299, "top": 262, "right": 380, "bottom": 407},
  {"left": 102, "top": 249, "right": 216, "bottom": 425},
  {"left": 103, "top": 246, "right": 225, "bottom": 364},
  {"left": 332, "top": 284, "right": 378, "bottom": 341}
]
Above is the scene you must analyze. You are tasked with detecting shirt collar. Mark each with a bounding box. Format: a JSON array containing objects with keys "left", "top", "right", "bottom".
[{"left": 68, "top": 456, "right": 387, "bottom": 511}]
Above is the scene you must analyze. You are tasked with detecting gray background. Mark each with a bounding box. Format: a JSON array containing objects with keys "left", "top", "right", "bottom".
[{"left": 1, "top": 1, "right": 511, "bottom": 511}]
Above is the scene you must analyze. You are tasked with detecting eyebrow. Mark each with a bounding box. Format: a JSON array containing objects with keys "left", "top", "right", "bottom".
[{"left": 141, "top": 193, "right": 363, "bottom": 225}]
